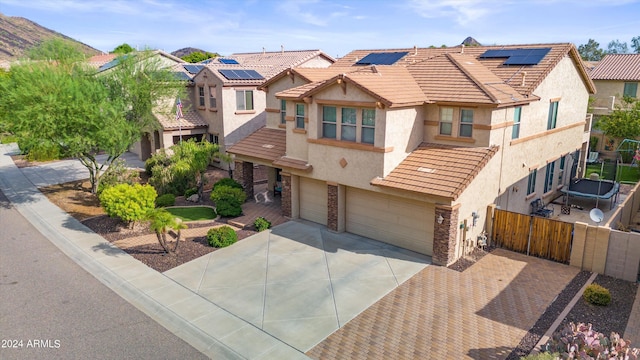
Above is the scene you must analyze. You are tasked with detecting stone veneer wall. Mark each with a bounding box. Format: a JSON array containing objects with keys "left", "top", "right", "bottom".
[
  {"left": 327, "top": 183, "right": 338, "bottom": 231},
  {"left": 234, "top": 160, "right": 254, "bottom": 200},
  {"left": 433, "top": 205, "right": 459, "bottom": 266},
  {"left": 281, "top": 173, "right": 292, "bottom": 218}
]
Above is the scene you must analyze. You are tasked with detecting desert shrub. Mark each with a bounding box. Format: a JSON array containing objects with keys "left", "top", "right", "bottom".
[
  {"left": 213, "top": 177, "right": 242, "bottom": 191},
  {"left": 155, "top": 193, "right": 176, "bottom": 207},
  {"left": 583, "top": 283, "right": 611, "bottom": 306},
  {"left": 210, "top": 185, "right": 246, "bottom": 217},
  {"left": 97, "top": 158, "right": 140, "bottom": 194},
  {"left": 254, "top": 217, "right": 271, "bottom": 232},
  {"left": 99, "top": 183, "right": 157, "bottom": 225},
  {"left": 184, "top": 187, "right": 198, "bottom": 198},
  {"left": 542, "top": 322, "right": 639, "bottom": 359},
  {"left": 144, "top": 150, "right": 171, "bottom": 176},
  {"left": 206, "top": 226, "right": 237, "bottom": 248}
]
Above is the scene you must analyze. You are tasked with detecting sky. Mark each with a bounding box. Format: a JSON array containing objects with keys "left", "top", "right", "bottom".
[{"left": 0, "top": 0, "right": 638, "bottom": 58}]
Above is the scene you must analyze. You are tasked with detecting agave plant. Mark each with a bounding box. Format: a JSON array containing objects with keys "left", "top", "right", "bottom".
[{"left": 147, "top": 208, "right": 187, "bottom": 254}]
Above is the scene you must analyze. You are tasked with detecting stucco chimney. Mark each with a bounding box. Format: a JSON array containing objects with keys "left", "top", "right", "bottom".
[
  {"left": 414, "top": 45, "right": 418, "bottom": 56},
  {"left": 262, "top": 47, "right": 265, "bottom": 55},
  {"left": 461, "top": 44, "right": 464, "bottom": 54},
  {"left": 521, "top": 71, "right": 527, "bottom": 86},
  {"left": 281, "top": 45, "right": 284, "bottom": 54}
]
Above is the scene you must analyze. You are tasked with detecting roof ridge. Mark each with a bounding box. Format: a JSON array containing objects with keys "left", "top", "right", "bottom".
[{"left": 446, "top": 53, "right": 500, "bottom": 103}]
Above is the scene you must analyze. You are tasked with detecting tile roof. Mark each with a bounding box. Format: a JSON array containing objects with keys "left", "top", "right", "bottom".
[
  {"left": 589, "top": 54, "right": 640, "bottom": 81},
  {"left": 156, "top": 109, "right": 208, "bottom": 130},
  {"left": 276, "top": 43, "right": 594, "bottom": 107},
  {"left": 204, "top": 64, "right": 272, "bottom": 86},
  {"left": 86, "top": 53, "right": 117, "bottom": 68},
  {"left": 226, "top": 127, "right": 286, "bottom": 162},
  {"left": 370, "top": 143, "right": 499, "bottom": 200},
  {"left": 259, "top": 67, "right": 353, "bottom": 91}
]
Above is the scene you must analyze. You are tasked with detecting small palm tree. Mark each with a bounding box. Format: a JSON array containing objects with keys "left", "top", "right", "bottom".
[{"left": 147, "top": 208, "right": 187, "bottom": 254}]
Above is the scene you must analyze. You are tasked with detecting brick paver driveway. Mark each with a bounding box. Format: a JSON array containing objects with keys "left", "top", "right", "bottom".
[{"left": 307, "top": 248, "right": 579, "bottom": 359}]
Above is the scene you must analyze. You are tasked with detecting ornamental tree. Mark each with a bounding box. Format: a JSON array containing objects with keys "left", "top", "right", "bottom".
[
  {"left": 0, "top": 40, "right": 184, "bottom": 193},
  {"left": 146, "top": 208, "right": 187, "bottom": 254},
  {"left": 594, "top": 97, "right": 640, "bottom": 139}
]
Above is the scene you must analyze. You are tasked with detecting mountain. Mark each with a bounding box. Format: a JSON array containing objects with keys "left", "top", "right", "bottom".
[
  {"left": 0, "top": 12, "right": 100, "bottom": 61},
  {"left": 461, "top": 36, "right": 482, "bottom": 47},
  {"left": 171, "top": 47, "right": 208, "bottom": 58}
]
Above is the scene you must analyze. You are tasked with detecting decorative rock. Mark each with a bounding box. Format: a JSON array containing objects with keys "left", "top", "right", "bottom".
[{"left": 186, "top": 194, "right": 199, "bottom": 202}]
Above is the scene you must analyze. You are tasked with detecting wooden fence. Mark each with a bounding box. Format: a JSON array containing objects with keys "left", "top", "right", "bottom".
[{"left": 492, "top": 209, "right": 574, "bottom": 264}]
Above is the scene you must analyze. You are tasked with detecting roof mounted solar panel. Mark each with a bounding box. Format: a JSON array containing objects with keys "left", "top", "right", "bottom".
[
  {"left": 219, "top": 58, "right": 239, "bottom": 64},
  {"left": 183, "top": 64, "right": 204, "bottom": 74},
  {"left": 172, "top": 72, "right": 192, "bottom": 81},
  {"left": 355, "top": 51, "right": 409, "bottom": 65},
  {"left": 480, "top": 47, "right": 551, "bottom": 65},
  {"left": 503, "top": 48, "right": 551, "bottom": 65},
  {"left": 218, "top": 69, "right": 264, "bottom": 80}
]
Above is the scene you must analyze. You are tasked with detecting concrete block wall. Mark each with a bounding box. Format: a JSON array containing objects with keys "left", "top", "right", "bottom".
[{"left": 605, "top": 230, "right": 640, "bottom": 282}]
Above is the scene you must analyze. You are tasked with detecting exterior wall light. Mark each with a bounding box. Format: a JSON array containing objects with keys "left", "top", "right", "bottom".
[{"left": 437, "top": 214, "right": 444, "bottom": 224}]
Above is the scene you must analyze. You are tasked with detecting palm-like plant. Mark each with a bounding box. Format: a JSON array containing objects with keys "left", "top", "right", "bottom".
[{"left": 147, "top": 208, "right": 187, "bottom": 254}]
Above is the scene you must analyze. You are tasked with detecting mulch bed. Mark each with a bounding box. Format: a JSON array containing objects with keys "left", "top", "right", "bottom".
[{"left": 81, "top": 212, "right": 258, "bottom": 273}]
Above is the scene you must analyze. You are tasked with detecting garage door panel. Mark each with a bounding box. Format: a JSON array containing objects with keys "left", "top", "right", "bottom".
[
  {"left": 346, "top": 188, "right": 433, "bottom": 255},
  {"left": 300, "top": 178, "right": 327, "bottom": 225}
]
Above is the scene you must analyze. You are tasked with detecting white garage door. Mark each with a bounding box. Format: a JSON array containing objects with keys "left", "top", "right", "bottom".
[
  {"left": 300, "top": 177, "right": 327, "bottom": 225},
  {"left": 346, "top": 188, "right": 433, "bottom": 255}
]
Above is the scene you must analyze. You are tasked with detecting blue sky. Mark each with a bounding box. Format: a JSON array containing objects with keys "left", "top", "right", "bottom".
[{"left": 0, "top": 0, "right": 638, "bottom": 58}]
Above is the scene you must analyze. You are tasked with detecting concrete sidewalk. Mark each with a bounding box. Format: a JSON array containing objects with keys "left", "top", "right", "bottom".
[{"left": 0, "top": 144, "right": 307, "bottom": 359}]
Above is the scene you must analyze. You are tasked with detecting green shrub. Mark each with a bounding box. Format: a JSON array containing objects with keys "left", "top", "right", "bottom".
[
  {"left": 156, "top": 193, "right": 176, "bottom": 207},
  {"left": 144, "top": 150, "right": 171, "bottom": 176},
  {"left": 543, "top": 322, "right": 639, "bottom": 359},
  {"left": 254, "top": 217, "right": 271, "bottom": 232},
  {"left": 213, "top": 177, "right": 242, "bottom": 191},
  {"left": 207, "top": 226, "right": 237, "bottom": 248},
  {"left": 99, "top": 183, "right": 157, "bottom": 225},
  {"left": 210, "top": 185, "right": 246, "bottom": 217},
  {"left": 97, "top": 158, "right": 140, "bottom": 194},
  {"left": 184, "top": 187, "right": 198, "bottom": 198},
  {"left": 583, "top": 283, "right": 611, "bottom": 306},
  {"left": 24, "top": 140, "right": 60, "bottom": 161}
]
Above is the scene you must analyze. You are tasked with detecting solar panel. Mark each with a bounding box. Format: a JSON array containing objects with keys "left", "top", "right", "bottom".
[
  {"left": 504, "top": 48, "right": 551, "bottom": 65},
  {"left": 219, "top": 58, "right": 239, "bottom": 64},
  {"left": 183, "top": 64, "right": 204, "bottom": 74},
  {"left": 479, "top": 48, "right": 551, "bottom": 65},
  {"left": 355, "top": 51, "right": 408, "bottom": 65},
  {"left": 172, "top": 72, "right": 192, "bottom": 81},
  {"left": 218, "top": 69, "right": 264, "bottom": 80},
  {"left": 98, "top": 54, "right": 131, "bottom": 72}
]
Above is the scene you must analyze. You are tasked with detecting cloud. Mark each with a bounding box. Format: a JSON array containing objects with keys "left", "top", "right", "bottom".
[{"left": 406, "top": 0, "right": 495, "bottom": 25}]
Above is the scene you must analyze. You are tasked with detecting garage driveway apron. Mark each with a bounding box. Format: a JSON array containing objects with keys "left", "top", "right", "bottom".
[{"left": 163, "top": 220, "right": 431, "bottom": 352}]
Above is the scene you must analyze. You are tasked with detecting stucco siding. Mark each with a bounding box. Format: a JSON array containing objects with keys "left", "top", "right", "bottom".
[{"left": 382, "top": 107, "right": 423, "bottom": 176}]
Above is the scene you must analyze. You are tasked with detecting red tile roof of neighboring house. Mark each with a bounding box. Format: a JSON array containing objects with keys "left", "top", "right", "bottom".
[
  {"left": 259, "top": 67, "right": 353, "bottom": 91},
  {"left": 156, "top": 109, "right": 207, "bottom": 130},
  {"left": 589, "top": 54, "right": 640, "bottom": 81},
  {"left": 370, "top": 143, "right": 499, "bottom": 200},
  {"left": 86, "top": 53, "right": 117, "bottom": 68}
]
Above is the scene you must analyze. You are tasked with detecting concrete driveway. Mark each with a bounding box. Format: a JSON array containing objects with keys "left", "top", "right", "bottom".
[{"left": 164, "top": 220, "right": 431, "bottom": 352}]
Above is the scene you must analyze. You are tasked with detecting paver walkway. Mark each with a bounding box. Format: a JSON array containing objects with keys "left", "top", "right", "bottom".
[{"left": 307, "top": 249, "right": 580, "bottom": 359}]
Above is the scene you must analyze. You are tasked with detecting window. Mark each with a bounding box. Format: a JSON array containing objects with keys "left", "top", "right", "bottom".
[
  {"left": 547, "top": 101, "right": 558, "bottom": 130},
  {"left": 544, "top": 162, "right": 555, "bottom": 193},
  {"left": 459, "top": 109, "right": 473, "bottom": 137},
  {"left": 439, "top": 107, "right": 453, "bottom": 135},
  {"left": 236, "top": 90, "right": 254, "bottom": 111},
  {"left": 527, "top": 169, "right": 537, "bottom": 195},
  {"left": 512, "top": 107, "right": 521, "bottom": 139},
  {"left": 209, "top": 134, "right": 219, "bottom": 144},
  {"left": 624, "top": 82, "right": 638, "bottom": 98},
  {"left": 295, "top": 103, "right": 305, "bottom": 129},
  {"left": 361, "top": 109, "right": 375, "bottom": 144},
  {"left": 198, "top": 86, "right": 205, "bottom": 107},
  {"left": 322, "top": 106, "right": 337, "bottom": 139},
  {"left": 280, "top": 100, "right": 286, "bottom": 124},
  {"left": 558, "top": 156, "right": 565, "bottom": 183},
  {"left": 341, "top": 107, "right": 356, "bottom": 141},
  {"left": 208, "top": 86, "right": 216, "bottom": 108}
]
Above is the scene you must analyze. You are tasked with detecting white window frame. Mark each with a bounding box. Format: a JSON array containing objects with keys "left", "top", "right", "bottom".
[
  {"left": 295, "top": 103, "right": 305, "bottom": 129},
  {"left": 208, "top": 86, "right": 216, "bottom": 109},
  {"left": 459, "top": 109, "right": 473, "bottom": 137},
  {"left": 198, "top": 86, "right": 205, "bottom": 107},
  {"left": 439, "top": 107, "right": 453, "bottom": 135},
  {"left": 236, "top": 90, "right": 254, "bottom": 111}
]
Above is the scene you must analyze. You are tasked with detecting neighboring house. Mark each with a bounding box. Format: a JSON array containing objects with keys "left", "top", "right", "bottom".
[
  {"left": 86, "top": 53, "right": 117, "bottom": 69},
  {"left": 589, "top": 54, "right": 640, "bottom": 116},
  {"left": 228, "top": 43, "right": 595, "bottom": 266},
  {"left": 159, "top": 50, "right": 335, "bottom": 166}
]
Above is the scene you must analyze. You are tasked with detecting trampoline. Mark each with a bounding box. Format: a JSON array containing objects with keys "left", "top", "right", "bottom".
[{"left": 561, "top": 178, "right": 620, "bottom": 209}]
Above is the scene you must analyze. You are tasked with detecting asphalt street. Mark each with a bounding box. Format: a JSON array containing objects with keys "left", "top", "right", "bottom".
[{"left": 0, "top": 189, "right": 208, "bottom": 360}]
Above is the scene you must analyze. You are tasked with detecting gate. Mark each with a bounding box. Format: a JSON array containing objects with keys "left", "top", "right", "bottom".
[{"left": 492, "top": 209, "right": 573, "bottom": 264}]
